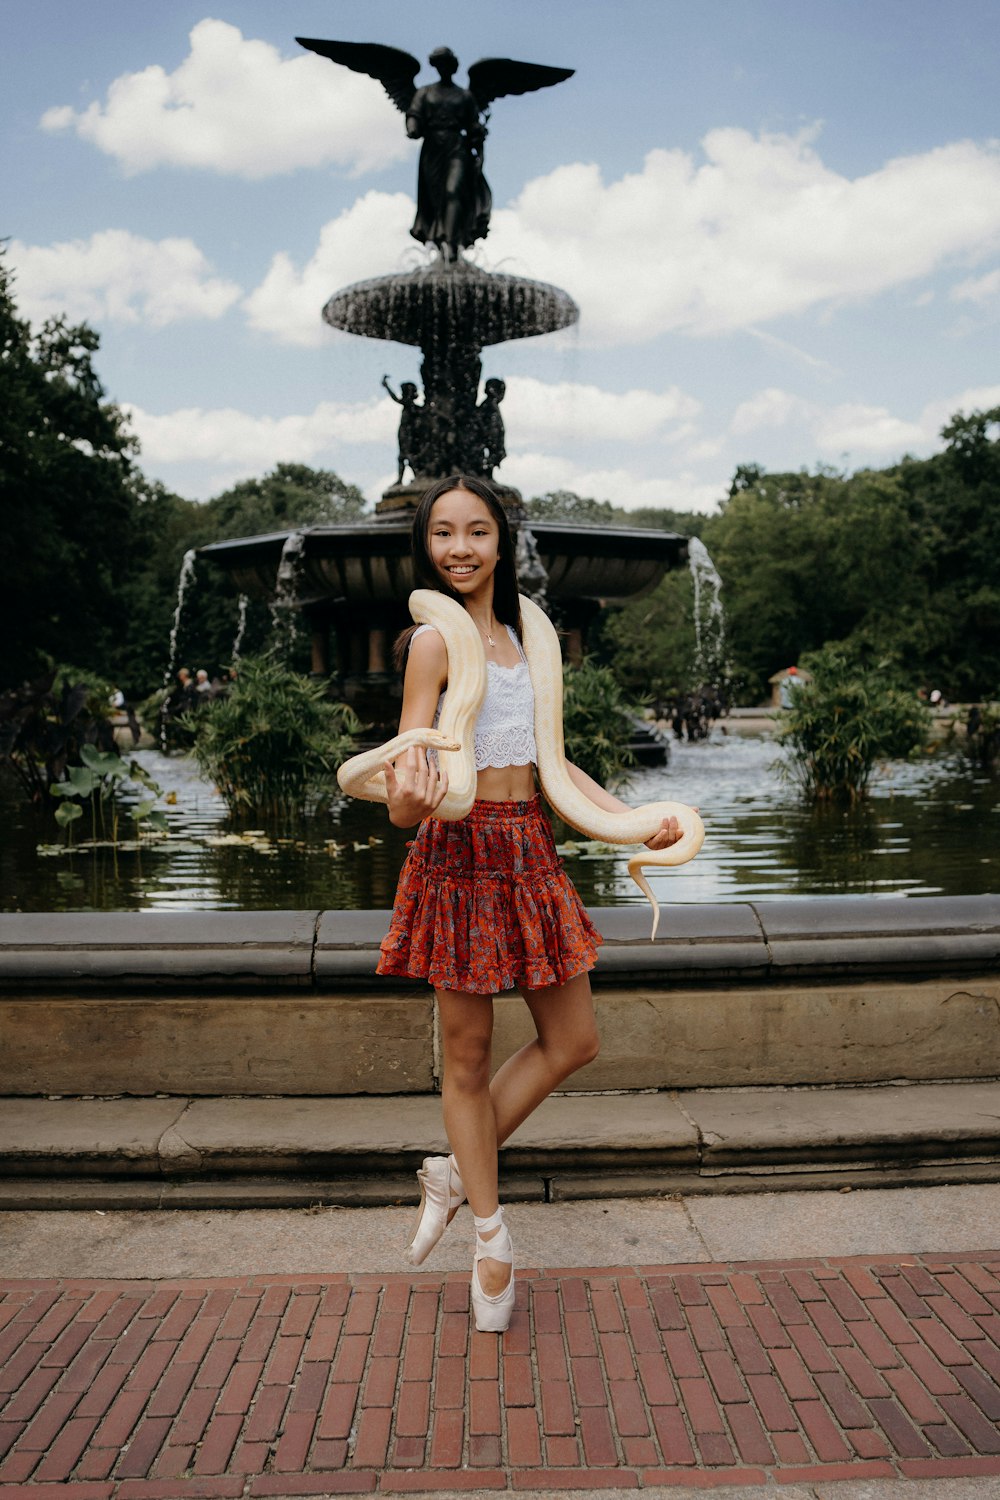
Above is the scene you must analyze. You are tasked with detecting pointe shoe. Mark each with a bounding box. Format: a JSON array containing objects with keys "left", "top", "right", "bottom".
[
  {"left": 405, "top": 1154, "right": 465, "bottom": 1266},
  {"left": 471, "top": 1208, "right": 515, "bottom": 1333}
]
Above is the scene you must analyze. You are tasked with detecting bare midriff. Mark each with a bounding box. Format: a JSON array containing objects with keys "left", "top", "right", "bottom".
[{"left": 475, "top": 764, "right": 537, "bottom": 802}]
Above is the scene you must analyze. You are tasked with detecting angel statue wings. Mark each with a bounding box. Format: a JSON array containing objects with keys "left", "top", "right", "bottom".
[{"left": 296, "top": 39, "right": 574, "bottom": 260}]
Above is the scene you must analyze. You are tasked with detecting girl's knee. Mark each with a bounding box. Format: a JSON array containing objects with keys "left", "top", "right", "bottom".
[
  {"left": 442, "top": 1032, "right": 493, "bottom": 1093},
  {"left": 570, "top": 1027, "right": 600, "bottom": 1071},
  {"left": 544, "top": 1025, "right": 599, "bottom": 1079},
  {"left": 577, "top": 1028, "right": 600, "bottom": 1069}
]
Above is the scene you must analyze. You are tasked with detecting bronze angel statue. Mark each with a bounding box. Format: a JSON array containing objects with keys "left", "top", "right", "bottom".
[{"left": 296, "top": 39, "right": 574, "bottom": 260}]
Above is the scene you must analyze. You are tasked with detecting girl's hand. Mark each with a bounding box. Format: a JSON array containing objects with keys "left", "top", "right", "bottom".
[
  {"left": 384, "top": 745, "right": 449, "bottom": 828},
  {"left": 644, "top": 808, "right": 699, "bottom": 851}
]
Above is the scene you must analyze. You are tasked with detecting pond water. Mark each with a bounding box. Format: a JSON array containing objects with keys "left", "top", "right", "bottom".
[{"left": 3, "top": 734, "right": 997, "bottom": 913}]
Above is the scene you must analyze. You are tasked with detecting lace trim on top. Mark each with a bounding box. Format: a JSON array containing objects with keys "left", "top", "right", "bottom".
[{"left": 413, "top": 623, "right": 537, "bottom": 769}]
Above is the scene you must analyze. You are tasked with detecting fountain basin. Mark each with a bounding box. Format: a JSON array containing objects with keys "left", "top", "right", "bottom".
[
  {"left": 199, "top": 517, "right": 687, "bottom": 608},
  {"left": 324, "top": 261, "right": 578, "bottom": 348}
]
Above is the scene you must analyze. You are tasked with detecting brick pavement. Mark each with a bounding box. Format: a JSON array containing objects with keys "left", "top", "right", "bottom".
[{"left": 2, "top": 1253, "right": 1000, "bottom": 1496}]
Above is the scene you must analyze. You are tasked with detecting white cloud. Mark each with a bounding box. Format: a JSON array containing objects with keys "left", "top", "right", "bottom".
[
  {"left": 731, "top": 388, "right": 811, "bottom": 436},
  {"left": 243, "top": 192, "right": 416, "bottom": 345},
  {"left": 125, "top": 396, "right": 396, "bottom": 473},
  {"left": 502, "top": 377, "right": 701, "bottom": 446},
  {"left": 7, "top": 230, "right": 241, "bottom": 326},
  {"left": 729, "top": 381, "right": 1000, "bottom": 463},
  {"left": 919, "top": 384, "right": 1000, "bottom": 434},
  {"left": 480, "top": 130, "right": 1000, "bottom": 344},
  {"left": 508, "top": 452, "right": 724, "bottom": 514},
  {"left": 814, "top": 404, "right": 925, "bottom": 454},
  {"left": 124, "top": 377, "right": 722, "bottom": 511},
  {"left": 731, "top": 387, "right": 923, "bottom": 455},
  {"left": 40, "top": 19, "right": 406, "bottom": 178},
  {"left": 951, "top": 268, "right": 1000, "bottom": 304}
]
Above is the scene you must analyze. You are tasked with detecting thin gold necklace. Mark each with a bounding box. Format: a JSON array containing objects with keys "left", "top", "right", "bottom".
[{"left": 472, "top": 613, "right": 497, "bottom": 647}]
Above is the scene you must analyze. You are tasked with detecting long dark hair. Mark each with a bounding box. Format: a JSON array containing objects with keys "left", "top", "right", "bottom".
[{"left": 395, "top": 475, "right": 523, "bottom": 668}]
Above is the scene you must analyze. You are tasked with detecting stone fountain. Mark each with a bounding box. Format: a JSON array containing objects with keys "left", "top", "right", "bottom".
[{"left": 199, "top": 38, "right": 689, "bottom": 733}]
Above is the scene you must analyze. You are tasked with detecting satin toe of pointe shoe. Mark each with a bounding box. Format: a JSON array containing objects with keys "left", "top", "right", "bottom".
[
  {"left": 471, "top": 1207, "right": 515, "bottom": 1333},
  {"left": 405, "top": 1154, "right": 465, "bottom": 1266}
]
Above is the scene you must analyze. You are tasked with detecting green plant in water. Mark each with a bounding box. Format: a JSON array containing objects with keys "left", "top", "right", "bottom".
[
  {"left": 187, "top": 655, "right": 361, "bottom": 816},
  {"left": 0, "top": 666, "right": 132, "bottom": 802},
  {"left": 777, "top": 645, "right": 932, "bottom": 802},
  {"left": 50, "top": 745, "right": 167, "bottom": 841},
  {"left": 561, "top": 658, "right": 640, "bottom": 790}
]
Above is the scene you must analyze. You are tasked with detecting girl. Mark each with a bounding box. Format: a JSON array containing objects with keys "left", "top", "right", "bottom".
[{"left": 378, "top": 474, "right": 682, "bottom": 1332}]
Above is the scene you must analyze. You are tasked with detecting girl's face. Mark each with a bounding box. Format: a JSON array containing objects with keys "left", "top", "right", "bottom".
[{"left": 428, "top": 489, "right": 500, "bottom": 599}]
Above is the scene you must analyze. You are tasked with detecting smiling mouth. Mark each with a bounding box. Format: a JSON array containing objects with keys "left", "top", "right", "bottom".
[{"left": 447, "top": 565, "right": 477, "bottom": 576}]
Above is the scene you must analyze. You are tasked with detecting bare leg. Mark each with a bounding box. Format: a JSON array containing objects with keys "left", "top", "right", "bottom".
[
  {"left": 436, "top": 989, "right": 510, "bottom": 1297},
  {"left": 489, "top": 971, "right": 600, "bottom": 1147}
]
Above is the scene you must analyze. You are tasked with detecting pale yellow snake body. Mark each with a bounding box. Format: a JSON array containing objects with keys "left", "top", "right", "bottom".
[{"left": 337, "top": 590, "right": 704, "bottom": 938}]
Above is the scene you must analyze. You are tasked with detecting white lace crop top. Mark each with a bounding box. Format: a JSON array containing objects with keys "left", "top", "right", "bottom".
[{"left": 412, "top": 623, "right": 537, "bottom": 769}]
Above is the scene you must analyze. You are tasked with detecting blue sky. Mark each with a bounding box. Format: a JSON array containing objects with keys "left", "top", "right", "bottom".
[{"left": 5, "top": 0, "right": 1000, "bottom": 511}]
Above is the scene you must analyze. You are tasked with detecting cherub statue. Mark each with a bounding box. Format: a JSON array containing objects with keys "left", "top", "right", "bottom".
[
  {"left": 477, "top": 377, "right": 506, "bottom": 477},
  {"left": 382, "top": 374, "right": 427, "bottom": 483},
  {"left": 296, "top": 38, "right": 573, "bottom": 260}
]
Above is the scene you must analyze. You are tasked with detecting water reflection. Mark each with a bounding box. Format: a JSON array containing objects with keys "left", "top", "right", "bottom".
[{"left": 2, "top": 735, "right": 996, "bottom": 913}]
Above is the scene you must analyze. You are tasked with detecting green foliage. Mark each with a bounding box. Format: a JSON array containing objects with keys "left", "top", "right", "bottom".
[
  {"left": 561, "top": 659, "right": 639, "bottom": 789},
  {"left": 50, "top": 744, "right": 167, "bottom": 841},
  {"left": 0, "top": 666, "right": 124, "bottom": 803},
  {"left": 187, "top": 656, "right": 361, "bottom": 816},
  {"left": 526, "top": 490, "right": 618, "bottom": 524},
  {"left": 702, "top": 417, "right": 1000, "bottom": 703},
  {"left": 597, "top": 571, "right": 699, "bottom": 701},
  {"left": 526, "top": 489, "right": 704, "bottom": 537},
  {"left": 0, "top": 662, "right": 165, "bottom": 841},
  {"left": 777, "top": 645, "right": 932, "bottom": 802},
  {"left": 0, "top": 249, "right": 140, "bottom": 690},
  {"left": 205, "top": 462, "right": 366, "bottom": 536},
  {"left": 0, "top": 253, "right": 370, "bottom": 697}
]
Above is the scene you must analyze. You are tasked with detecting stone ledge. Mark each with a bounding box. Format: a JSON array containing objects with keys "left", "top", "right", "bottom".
[
  {"left": 3, "top": 1081, "right": 998, "bottom": 1207},
  {"left": 2, "top": 895, "right": 998, "bottom": 990},
  {"left": 0, "top": 911, "right": 320, "bottom": 987}
]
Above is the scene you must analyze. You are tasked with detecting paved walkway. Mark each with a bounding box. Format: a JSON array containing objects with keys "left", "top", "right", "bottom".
[{"left": 3, "top": 1246, "right": 1000, "bottom": 1496}]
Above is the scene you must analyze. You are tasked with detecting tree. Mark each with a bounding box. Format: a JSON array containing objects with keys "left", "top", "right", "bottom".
[
  {"left": 0, "top": 250, "right": 140, "bottom": 690},
  {"left": 596, "top": 571, "right": 699, "bottom": 703},
  {"left": 526, "top": 490, "right": 618, "bottom": 524},
  {"left": 203, "top": 462, "right": 366, "bottom": 539},
  {"left": 701, "top": 465, "right": 930, "bottom": 701}
]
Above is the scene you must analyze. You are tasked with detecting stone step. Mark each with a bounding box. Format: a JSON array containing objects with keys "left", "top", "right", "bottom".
[{"left": 3, "top": 1078, "right": 999, "bottom": 1209}]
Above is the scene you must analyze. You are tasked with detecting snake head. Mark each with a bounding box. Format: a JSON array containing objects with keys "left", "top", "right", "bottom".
[{"left": 424, "top": 730, "right": 462, "bottom": 753}]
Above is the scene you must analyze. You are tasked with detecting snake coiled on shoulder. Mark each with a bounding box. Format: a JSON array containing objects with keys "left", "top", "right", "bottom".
[{"left": 337, "top": 590, "right": 705, "bottom": 938}]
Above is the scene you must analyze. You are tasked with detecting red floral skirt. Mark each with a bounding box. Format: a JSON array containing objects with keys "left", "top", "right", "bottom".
[{"left": 377, "top": 796, "right": 602, "bottom": 995}]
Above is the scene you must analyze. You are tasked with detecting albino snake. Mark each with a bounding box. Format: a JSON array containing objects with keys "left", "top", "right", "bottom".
[{"left": 337, "top": 590, "right": 704, "bottom": 939}]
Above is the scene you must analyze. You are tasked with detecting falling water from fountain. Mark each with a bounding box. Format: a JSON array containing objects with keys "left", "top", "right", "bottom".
[
  {"left": 160, "top": 549, "right": 197, "bottom": 752},
  {"left": 688, "top": 537, "right": 727, "bottom": 688},
  {"left": 232, "top": 594, "right": 249, "bottom": 664},
  {"left": 269, "top": 533, "right": 306, "bottom": 660},
  {"left": 515, "top": 522, "right": 549, "bottom": 608}
]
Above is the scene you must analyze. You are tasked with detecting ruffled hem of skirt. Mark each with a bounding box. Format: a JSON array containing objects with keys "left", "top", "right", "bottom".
[{"left": 377, "top": 871, "right": 602, "bottom": 994}]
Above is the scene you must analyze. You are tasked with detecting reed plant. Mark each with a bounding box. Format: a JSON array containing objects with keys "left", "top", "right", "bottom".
[
  {"left": 561, "top": 659, "right": 639, "bottom": 789},
  {"left": 777, "top": 645, "right": 931, "bottom": 802},
  {"left": 187, "top": 655, "right": 360, "bottom": 816}
]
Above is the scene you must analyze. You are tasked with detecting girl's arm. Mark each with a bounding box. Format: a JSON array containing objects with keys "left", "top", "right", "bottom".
[
  {"left": 383, "top": 628, "right": 450, "bottom": 828},
  {"left": 565, "top": 760, "right": 685, "bottom": 851}
]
